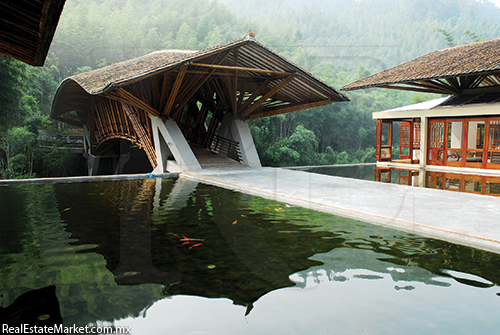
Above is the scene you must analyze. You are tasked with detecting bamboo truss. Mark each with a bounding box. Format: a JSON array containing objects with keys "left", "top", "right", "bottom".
[{"left": 52, "top": 36, "right": 348, "bottom": 168}]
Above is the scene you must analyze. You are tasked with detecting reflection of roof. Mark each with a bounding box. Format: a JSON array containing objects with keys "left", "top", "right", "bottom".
[
  {"left": 0, "top": 0, "right": 66, "bottom": 66},
  {"left": 341, "top": 38, "right": 500, "bottom": 95}
]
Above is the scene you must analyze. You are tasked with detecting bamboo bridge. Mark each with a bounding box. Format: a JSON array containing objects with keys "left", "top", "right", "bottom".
[{"left": 51, "top": 35, "right": 348, "bottom": 175}]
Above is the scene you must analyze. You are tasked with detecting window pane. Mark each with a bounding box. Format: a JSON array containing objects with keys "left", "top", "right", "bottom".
[
  {"left": 448, "top": 121, "right": 463, "bottom": 149},
  {"left": 489, "top": 120, "right": 500, "bottom": 149},
  {"left": 464, "top": 180, "right": 481, "bottom": 192},
  {"left": 429, "top": 121, "right": 444, "bottom": 148},
  {"left": 381, "top": 123, "right": 390, "bottom": 146},
  {"left": 445, "top": 178, "right": 461, "bottom": 190},
  {"left": 467, "top": 121, "right": 484, "bottom": 149}
]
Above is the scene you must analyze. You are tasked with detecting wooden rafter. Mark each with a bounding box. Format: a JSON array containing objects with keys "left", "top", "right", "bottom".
[
  {"left": 238, "top": 78, "right": 271, "bottom": 114},
  {"left": 413, "top": 80, "right": 458, "bottom": 94},
  {"left": 378, "top": 84, "right": 452, "bottom": 94},
  {"left": 240, "top": 75, "right": 296, "bottom": 118},
  {"left": 102, "top": 87, "right": 161, "bottom": 117},
  {"left": 121, "top": 102, "right": 157, "bottom": 168},
  {"left": 171, "top": 68, "right": 217, "bottom": 118},
  {"left": 191, "top": 62, "right": 294, "bottom": 76},
  {"left": 470, "top": 74, "right": 488, "bottom": 89},
  {"left": 247, "top": 99, "right": 331, "bottom": 119},
  {"left": 444, "top": 77, "right": 461, "bottom": 92},
  {"left": 163, "top": 64, "right": 187, "bottom": 116}
]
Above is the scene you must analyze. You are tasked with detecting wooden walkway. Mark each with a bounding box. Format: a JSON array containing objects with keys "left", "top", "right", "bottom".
[{"left": 190, "top": 144, "right": 246, "bottom": 169}]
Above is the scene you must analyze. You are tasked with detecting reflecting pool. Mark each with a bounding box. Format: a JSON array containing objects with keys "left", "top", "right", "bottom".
[{"left": 1, "top": 178, "right": 500, "bottom": 334}]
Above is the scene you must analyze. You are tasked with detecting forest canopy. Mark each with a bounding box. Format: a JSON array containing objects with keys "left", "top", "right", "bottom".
[{"left": 2, "top": 0, "right": 500, "bottom": 177}]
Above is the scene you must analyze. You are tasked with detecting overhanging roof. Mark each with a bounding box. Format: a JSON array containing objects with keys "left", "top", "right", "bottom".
[
  {"left": 341, "top": 38, "right": 500, "bottom": 95},
  {"left": 0, "top": 0, "right": 66, "bottom": 66},
  {"left": 51, "top": 35, "right": 348, "bottom": 126}
]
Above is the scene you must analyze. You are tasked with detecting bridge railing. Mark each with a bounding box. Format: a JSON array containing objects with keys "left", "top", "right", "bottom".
[
  {"left": 38, "top": 134, "right": 84, "bottom": 152},
  {"left": 210, "top": 135, "right": 242, "bottom": 162}
]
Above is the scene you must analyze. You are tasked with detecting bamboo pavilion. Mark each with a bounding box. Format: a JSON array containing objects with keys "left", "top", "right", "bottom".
[{"left": 51, "top": 35, "right": 348, "bottom": 175}]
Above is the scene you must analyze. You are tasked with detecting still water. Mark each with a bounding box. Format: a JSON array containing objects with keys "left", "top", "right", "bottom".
[{"left": 1, "top": 178, "right": 500, "bottom": 334}]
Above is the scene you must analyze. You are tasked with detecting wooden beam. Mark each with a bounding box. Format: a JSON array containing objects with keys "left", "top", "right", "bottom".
[
  {"left": 444, "top": 77, "right": 461, "bottom": 92},
  {"left": 121, "top": 102, "right": 157, "bottom": 168},
  {"left": 171, "top": 68, "right": 217, "bottom": 118},
  {"left": 159, "top": 72, "right": 171, "bottom": 112},
  {"left": 377, "top": 84, "right": 452, "bottom": 95},
  {"left": 232, "top": 47, "right": 239, "bottom": 119},
  {"left": 247, "top": 99, "right": 332, "bottom": 120},
  {"left": 237, "top": 79, "right": 271, "bottom": 114},
  {"left": 103, "top": 87, "right": 160, "bottom": 117},
  {"left": 163, "top": 65, "right": 187, "bottom": 116},
  {"left": 191, "top": 63, "right": 293, "bottom": 76},
  {"left": 413, "top": 80, "right": 458, "bottom": 94},
  {"left": 240, "top": 75, "right": 296, "bottom": 118}
]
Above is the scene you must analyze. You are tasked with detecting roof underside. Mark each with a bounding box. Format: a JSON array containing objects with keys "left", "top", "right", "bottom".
[
  {"left": 0, "top": 0, "right": 66, "bottom": 66},
  {"left": 341, "top": 38, "right": 500, "bottom": 95},
  {"left": 52, "top": 36, "right": 348, "bottom": 126}
]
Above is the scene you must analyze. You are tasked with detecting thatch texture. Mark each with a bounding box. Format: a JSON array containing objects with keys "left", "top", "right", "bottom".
[
  {"left": 0, "top": 0, "right": 66, "bottom": 66},
  {"left": 341, "top": 38, "right": 500, "bottom": 95}
]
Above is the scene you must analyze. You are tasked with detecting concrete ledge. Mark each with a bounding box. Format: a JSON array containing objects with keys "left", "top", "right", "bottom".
[
  {"left": 182, "top": 168, "right": 500, "bottom": 254},
  {"left": 0, "top": 173, "right": 179, "bottom": 185}
]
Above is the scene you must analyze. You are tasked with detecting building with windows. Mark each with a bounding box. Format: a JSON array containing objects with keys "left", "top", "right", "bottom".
[{"left": 342, "top": 38, "right": 500, "bottom": 195}]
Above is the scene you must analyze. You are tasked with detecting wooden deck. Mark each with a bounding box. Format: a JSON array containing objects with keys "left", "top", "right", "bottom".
[{"left": 190, "top": 144, "right": 246, "bottom": 169}]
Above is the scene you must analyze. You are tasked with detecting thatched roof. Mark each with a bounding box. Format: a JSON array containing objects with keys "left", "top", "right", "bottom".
[
  {"left": 0, "top": 0, "right": 66, "bottom": 66},
  {"left": 341, "top": 38, "right": 500, "bottom": 95},
  {"left": 61, "top": 35, "right": 347, "bottom": 99},
  {"left": 52, "top": 35, "right": 348, "bottom": 125}
]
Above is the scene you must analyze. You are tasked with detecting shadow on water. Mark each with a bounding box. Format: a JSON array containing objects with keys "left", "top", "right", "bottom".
[{"left": 1, "top": 177, "right": 500, "bottom": 329}]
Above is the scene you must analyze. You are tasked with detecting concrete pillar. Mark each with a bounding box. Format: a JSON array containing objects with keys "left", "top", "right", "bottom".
[
  {"left": 87, "top": 154, "right": 100, "bottom": 176},
  {"left": 114, "top": 152, "right": 131, "bottom": 175},
  {"left": 418, "top": 116, "right": 428, "bottom": 187},
  {"left": 150, "top": 116, "right": 201, "bottom": 173},
  {"left": 219, "top": 114, "right": 262, "bottom": 168}
]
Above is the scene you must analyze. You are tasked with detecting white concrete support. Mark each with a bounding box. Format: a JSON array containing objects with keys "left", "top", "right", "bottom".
[
  {"left": 418, "top": 116, "right": 428, "bottom": 186},
  {"left": 87, "top": 154, "right": 100, "bottom": 176},
  {"left": 150, "top": 116, "right": 201, "bottom": 173},
  {"left": 219, "top": 114, "right": 262, "bottom": 168}
]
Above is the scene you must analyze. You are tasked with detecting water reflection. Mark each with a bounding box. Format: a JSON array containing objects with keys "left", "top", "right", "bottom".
[
  {"left": 1, "top": 179, "right": 500, "bottom": 333},
  {"left": 303, "top": 165, "right": 500, "bottom": 197}
]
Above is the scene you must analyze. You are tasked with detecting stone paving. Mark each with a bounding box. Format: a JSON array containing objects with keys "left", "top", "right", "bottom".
[{"left": 183, "top": 167, "right": 500, "bottom": 253}]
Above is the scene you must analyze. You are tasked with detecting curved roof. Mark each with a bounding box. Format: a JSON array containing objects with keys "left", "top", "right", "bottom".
[
  {"left": 0, "top": 0, "right": 66, "bottom": 66},
  {"left": 341, "top": 38, "right": 500, "bottom": 95},
  {"left": 52, "top": 35, "right": 348, "bottom": 125}
]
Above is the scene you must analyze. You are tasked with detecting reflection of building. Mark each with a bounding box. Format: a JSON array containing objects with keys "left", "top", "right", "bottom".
[
  {"left": 342, "top": 38, "right": 500, "bottom": 177},
  {"left": 375, "top": 167, "right": 500, "bottom": 197}
]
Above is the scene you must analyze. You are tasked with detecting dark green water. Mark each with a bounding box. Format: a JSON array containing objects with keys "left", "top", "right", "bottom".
[{"left": 1, "top": 178, "right": 499, "bottom": 334}]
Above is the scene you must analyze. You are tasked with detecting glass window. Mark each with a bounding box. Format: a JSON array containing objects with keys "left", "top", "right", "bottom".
[
  {"left": 464, "top": 180, "right": 481, "bottom": 192},
  {"left": 429, "top": 121, "right": 444, "bottom": 148},
  {"left": 489, "top": 120, "right": 500, "bottom": 150},
  {"left": 448, "top": 121, "right": 463, "bottom": 149},
  {"left": 445, "top": 178, "right": 461, "bottom": 190},
  {"left": 467, "top": 121, "right": 485, "bottom": 149},
  {"left": 486, "top": 182, "right": 500, "bottom": 195}
]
